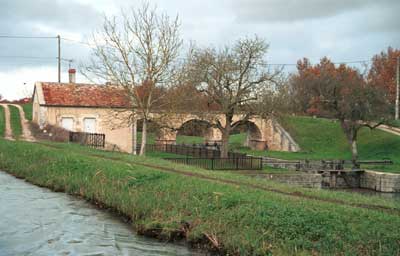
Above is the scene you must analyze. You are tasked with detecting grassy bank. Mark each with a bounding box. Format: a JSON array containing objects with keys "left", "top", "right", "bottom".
[
  {"left": 36, "top": 140, "right": 400, "bottom": 211},
  {"left": 238, "top": 116, "right": 400, "bottom": 173},
  {"left": 1, "top": 139, "right": 400, "bottom": 255},
  {"left": 8, "top": 105, "right": 22, "bottom": 139},
  {"left": 138, "top": 116, "right": 400, "bottom": 173},
  {"left": 0, "top": 105, "right": 4, "bottom": 137},
  {"left": 22, "top": 103, "right": 33, "bottom": 121}
]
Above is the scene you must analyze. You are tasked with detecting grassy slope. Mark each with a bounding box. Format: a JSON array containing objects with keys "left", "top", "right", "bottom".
[
  {"left": 22, "top": 103, "right": 33, "bottom": 121},
  {"left": 33, "top": 140, "right": 400, "bottom": 210},
  {"left": 239, "top": 116, "right": 400, "bottom": 173},
  {"left": 1, "top": 139, "right": 400, "bottom": 255},
  {"left": 0, "top": 105, "right": 4, "bottom": 137},
  {"left": 8, "top": 105, "right": 22, "bottom": 139}
]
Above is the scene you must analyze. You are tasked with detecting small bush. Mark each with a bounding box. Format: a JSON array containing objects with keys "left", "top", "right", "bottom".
[{"left": 30, "top": 123, "right": 70, "bottom": 142}]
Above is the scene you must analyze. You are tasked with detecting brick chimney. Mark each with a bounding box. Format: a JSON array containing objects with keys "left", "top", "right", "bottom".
[{"left": 68, "top": 68, "right": 76, "bottom": 83}]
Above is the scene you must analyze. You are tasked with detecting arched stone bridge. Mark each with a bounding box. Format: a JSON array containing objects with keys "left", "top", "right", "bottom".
[{"left": 148, "top": 113, "right": 300, "bottom": 152}]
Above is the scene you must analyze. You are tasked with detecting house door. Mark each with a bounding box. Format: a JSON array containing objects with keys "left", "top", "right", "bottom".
[
  {"left": 61, "top": 117, "right": 74, "bottom": 131},
  {"left": 83, "top": 118, "right": 96, "bottom": 133}
]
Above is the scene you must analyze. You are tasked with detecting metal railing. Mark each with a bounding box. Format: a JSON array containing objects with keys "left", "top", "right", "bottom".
[
  {"left": 69, "top": 132, "right": 105, "bottom": 148},
  {"left": 146, "top": 143, "right": 262, "bottom": 170},
  {"left": 165, "top": 156, "right": 263, "bottom": 170},
  {"left": 146, "top": 143, "right": 247, "bottom": 159}
]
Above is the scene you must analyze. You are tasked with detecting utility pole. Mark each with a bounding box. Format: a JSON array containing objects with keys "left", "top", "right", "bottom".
[
  {"left": 57, "top": 35, "right": 61, "bottom": 83},
  {"left": 396, "top": 56, "right": 400, "bottom": 120}
]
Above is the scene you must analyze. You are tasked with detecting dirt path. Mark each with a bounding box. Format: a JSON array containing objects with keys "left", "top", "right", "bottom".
[
  {"left": 33, "top": 141, "right": 400, "bottom": 216},
  {"left": 0, "top": 104, "right": 14, "bottom": 140},
  {"left": 378, "top": 124, "right": 400, "bottom": 136},
  {"left": 9, "top": 104, "right": 35, "bottom": 142}
]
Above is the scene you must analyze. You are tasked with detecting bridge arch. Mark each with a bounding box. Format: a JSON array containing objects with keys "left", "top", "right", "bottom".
[
  {"left": 232, "top": 120, "right": 266, "bottom": 150},
  {"left": 176, "top": 118, "right": 222, "bottom": 144},
  {"left": 140, "top": 113, "right": 299, "bottom": 152}
]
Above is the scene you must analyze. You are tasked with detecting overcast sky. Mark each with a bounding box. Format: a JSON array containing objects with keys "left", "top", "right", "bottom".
[{"left": 0, "top": 0, "right": 399, "bottom": 100}]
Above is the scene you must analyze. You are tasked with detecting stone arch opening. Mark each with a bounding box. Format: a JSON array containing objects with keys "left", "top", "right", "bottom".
[
  {"left": 176, "top": 119, "right": 214, "bottom": 144},
  {"left": 232, "top": 121, "right": 266, "bottom": 150}
]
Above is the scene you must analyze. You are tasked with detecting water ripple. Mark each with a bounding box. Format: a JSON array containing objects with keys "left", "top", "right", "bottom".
[{"left": 0, "top": 171, "right": 200, "bottom": 256}]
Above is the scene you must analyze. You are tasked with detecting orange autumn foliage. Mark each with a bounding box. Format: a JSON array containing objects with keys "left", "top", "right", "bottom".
[
  {"left": 292, "top": 57, "right": 362, "bottom": 115},
  {"left": 368, "top": 47, "right": 400, "bottom": 103}
]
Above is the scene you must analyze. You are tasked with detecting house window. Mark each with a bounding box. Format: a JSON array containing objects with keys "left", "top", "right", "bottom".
[
  {"left": 83, "top": 118, "right": 96, "bottom": 133},
  {"left": 61, "top": 117, "right": 74, "bottom": 131}
]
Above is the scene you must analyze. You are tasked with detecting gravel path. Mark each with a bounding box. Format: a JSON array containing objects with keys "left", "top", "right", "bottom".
[
  {"left": 0, "top": 104, "right": 14, "bottom": 140},
  {"left": 9, "top": 104, "right": 35, "bottom": 141},
  {"left": 378, "top": 124, "right": 400, "bottom": 137}
]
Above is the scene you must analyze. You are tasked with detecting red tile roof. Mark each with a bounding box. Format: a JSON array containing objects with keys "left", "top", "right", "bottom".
[{"left": 40, "top": 82, "right": 131, "bottom": 108}]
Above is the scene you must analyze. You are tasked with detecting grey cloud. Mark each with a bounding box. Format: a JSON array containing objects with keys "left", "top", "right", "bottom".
[
  {"left": 0, "top": 0, "right": 100, "bottom": 30},
  {"left": 231, "top": 0, "right": 397, "bottom": 23},
  {"left": 0, "top": 0, "right": 101, "bottom": 71}
]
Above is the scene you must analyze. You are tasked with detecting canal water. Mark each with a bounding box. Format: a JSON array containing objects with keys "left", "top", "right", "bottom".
[{"left": 0, "top": 171, "right": 199, "bottom": 256}]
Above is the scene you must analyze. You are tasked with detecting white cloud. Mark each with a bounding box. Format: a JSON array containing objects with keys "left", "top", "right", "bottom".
[{"left": 0, "top": 66, "right": 88, "bottom": 100}]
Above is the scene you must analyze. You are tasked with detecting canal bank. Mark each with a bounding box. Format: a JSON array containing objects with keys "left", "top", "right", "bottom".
[
  {"left": 263, "top": 158, "right": 400, "bottom": 192},
  {"left": 0, "top": 171, "right": 197, "bottom": 256},
  {"left": 1, "top": 139, "right": 400, "bottom": 255},
  {"left": 261, "top": 169, "right": 400, "bottom": 193}
]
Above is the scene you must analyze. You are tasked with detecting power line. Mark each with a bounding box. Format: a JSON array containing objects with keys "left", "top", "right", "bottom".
[
  {"left": 0, "top": 35, "right": 57, "bottom": 39},
  {"left": 0, "top": 55, "right": 56, "bottom": 60},
  {"left": 0, "top": 55, "right": 73, "bottom": 62},
  {"left": 0, "top": 35, "right": 378, "bottom": 70},
  {"left": 59, "top": 37, "right": 373, "bottom": 66},
  {"left": 61, "top": 37, "right": 95, "bottom": 47}
]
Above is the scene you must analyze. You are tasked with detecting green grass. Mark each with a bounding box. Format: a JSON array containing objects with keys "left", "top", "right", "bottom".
[
  {"left": 0, "top": 105, "right": 5, "bottom": 137},
  {"left": 34, "top": 140, "right": 400, "bottom": 210},
  {"left": 21, "top": 103, "right": 33, "bottom": 121},
  {"left": 146, "top": 151, "right": 189, "bottom": 158},
  {"left": 387, "top": 119, "right": 400, "bottom": 128},
  {"left": 1, "top": 139, "right": 400, "bottom": 255},
  {"left": 8, "top": 105, "right": 22, "bottom": 139},
  {"left": 237, "top": 116, "right": 400, "bottom": 173},
  {"left": 136, "top": 131, "right": 245, "bottom": 147},
  {"left": 137, "top": 132, "right": 206, "bottom": 145},
  {"left": 131, "top": 117, "right": 400, "bottom": 173},
  {"left": 176, "top": 134, "right": 204, "bottom": 144}
]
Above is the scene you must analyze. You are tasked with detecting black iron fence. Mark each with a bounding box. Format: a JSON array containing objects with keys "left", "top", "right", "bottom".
[
  {"left": 69, "top": 132, "right": 105, "bottom": 148},
  {"left": 146, "top": 143, "right": 247, "bottom": 159},
  {"left": 146, "top": 143, "right": 262, "bottom": 170},
  {"left": 165, "top": 157, "right": 263, "bottom": 170}
]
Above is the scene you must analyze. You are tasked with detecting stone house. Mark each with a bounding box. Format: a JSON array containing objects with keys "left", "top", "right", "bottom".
[
  {"left": 32, "top": 70, "right": 299, "bottom": 154},
  {"left": 32, "top": 71, "right": 134, "bottom": 152}
]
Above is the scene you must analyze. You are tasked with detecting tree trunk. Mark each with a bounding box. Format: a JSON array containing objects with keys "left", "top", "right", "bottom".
[
  {"left": 340, "top": 119, "right": 359, "bottom": 169},
  {"left": 139, "top": 118, "right": 147, "bottom": 156},
  {"left": 132, "top": 118, "right": 137, "bottom": 155},
  {"left": 351, "top": 138, "right": 359, "bottom": 169},
  {"left": 220, "top": 124, "right": 231, "bottom": 158},
  {"left": 220, "top": 131, "right": 229, "bottom": 158}
]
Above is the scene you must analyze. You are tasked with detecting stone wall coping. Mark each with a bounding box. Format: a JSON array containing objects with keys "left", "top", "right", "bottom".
[{"left": 364, "top": 169, "right": 400, "bottom": 177}]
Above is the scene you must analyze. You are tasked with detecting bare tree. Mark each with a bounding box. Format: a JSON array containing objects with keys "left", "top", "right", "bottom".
[
  {"left": 186, "top": 37, "right": 281, "bottom": 157},
  {"left": 84, "top": 2, "right": 182, "bottom": 155}
]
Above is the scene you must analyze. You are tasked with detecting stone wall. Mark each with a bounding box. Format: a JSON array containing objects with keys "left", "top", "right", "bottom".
[
  {"left": 360, "top": 170, "right": 400, "bottom": 193},
  {"left": 262, "top": 173, "right": 322, "bottom": 189},
  {"left": 263, "top": 170, "right": 400, "bottom": 192},
  {"left": 320, "top": 172, "right": 361, "bottom": 189}
]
